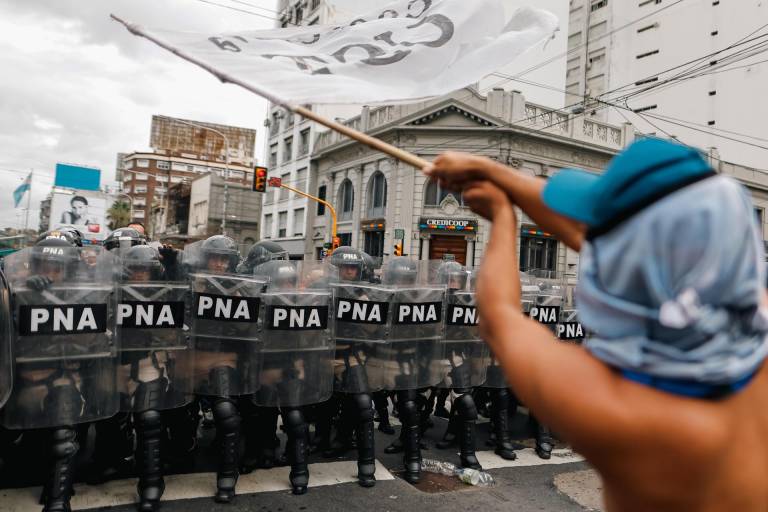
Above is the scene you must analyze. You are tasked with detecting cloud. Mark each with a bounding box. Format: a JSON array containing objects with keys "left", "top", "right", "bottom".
[{"left": 0, "top": 0, "right": 276, "bottom": 230}]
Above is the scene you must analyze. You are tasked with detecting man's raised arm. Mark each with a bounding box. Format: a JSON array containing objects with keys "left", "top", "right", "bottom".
[{"left": 424, "top": 153, "right": 586, "bottom": 251}]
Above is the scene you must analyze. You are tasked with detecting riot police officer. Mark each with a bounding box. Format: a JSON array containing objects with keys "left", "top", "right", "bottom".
[
  {"left": 433, "top": 261, "right": 488, "bottom": 470},
  {"left": 186, "top": 235, "right": 264, "bottom": 503},
  {"left": 376, "top": 257, "right": 445, "bottom": 484},
  {"left": 254, "top": 259, "right": 335, "bottom": 494},
  {"left": 1, "top": 237, "right": 120, "bottom": 512},
  {"left": 326, "top": 246, "right": 381, "bottom": 487},
  {"left": 236, "top": 240, "right": 290, "bottom": 475},
  {"left": 117, "top": 245, "right": 192, "bottom": 511},
  {"left": 103, "top": 227, "right": 145, "bottom": 252}
]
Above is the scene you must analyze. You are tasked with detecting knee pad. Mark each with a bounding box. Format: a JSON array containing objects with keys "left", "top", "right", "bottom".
[
  {"left": 352, "top": 393, "right": 374, "bottom": 422},
  {"left": 208, "top": 367, "right": 241, "bottom": 397},
  {"left": 282, "top": 408, "right": 305, "bottom": 432},
  {"left": 51, "top": 427, "right": 78, "bottom": 459},
  {"left": 398, "top": 398, "right": 419, "bottom": 425},
  {"left": 133, "top": 378, "right": 168, "bottom": 412},
  {"left": 454, "top": 393, "right": 478, "bottom": 421},
  {"left": 136, "top": 409, "right": 163, "bottom": 436},
  {"left": 212, "top": 399, "right": 241, "bottom": 433}
]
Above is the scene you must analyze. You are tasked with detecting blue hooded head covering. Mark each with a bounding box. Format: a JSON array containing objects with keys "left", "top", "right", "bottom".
[{"left": 543, "top": 139, "right": 768, "bottom": 389}]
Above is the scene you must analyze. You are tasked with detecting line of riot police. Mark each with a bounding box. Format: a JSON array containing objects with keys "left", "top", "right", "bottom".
[{"left": 0, "top": 232, "right": 585, "bottom": 512}]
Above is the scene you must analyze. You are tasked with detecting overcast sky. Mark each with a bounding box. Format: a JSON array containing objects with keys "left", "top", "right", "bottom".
[{"left": 0, "top": 0, "right": 568, "bottom": 231}]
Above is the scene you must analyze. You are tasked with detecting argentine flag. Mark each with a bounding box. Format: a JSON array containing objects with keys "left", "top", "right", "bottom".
[{"left": 13, "top": 173, "right": 31, "bottom": 208}]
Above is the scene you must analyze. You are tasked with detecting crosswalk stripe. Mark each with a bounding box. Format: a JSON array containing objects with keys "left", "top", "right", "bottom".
[
  {"left": 476, "top": 448, "right": 584, "bottom": 469},
  {"left": 0, "top": 460, "right": 395, "bottom": 512},
  {"left": 0, "top": 449, "right": 583, "bottom": 511}
]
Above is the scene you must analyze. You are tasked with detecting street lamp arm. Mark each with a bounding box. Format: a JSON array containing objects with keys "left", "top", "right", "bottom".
[{"left": 278, "top": 183, "right": 338, "bottom": 242}]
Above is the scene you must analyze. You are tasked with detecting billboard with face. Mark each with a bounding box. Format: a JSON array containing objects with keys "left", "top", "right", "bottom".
[{"left": 49, "top": 191, "right": 108, "bottom": 242}]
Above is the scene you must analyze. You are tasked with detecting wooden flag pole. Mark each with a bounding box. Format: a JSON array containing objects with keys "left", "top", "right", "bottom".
[
  {"left": 111, "top": 15, "right": 430, "bottom": 170},
  {"left": 292, "top": 106, "right": 428, "bottom": 169}
]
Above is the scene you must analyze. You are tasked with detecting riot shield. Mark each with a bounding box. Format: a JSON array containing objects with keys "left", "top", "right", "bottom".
[
  {"left": 1, "top": 246, "right": 119, "bottom": 429},
  {"left": 372, "top": 259, "right": 446, "bottom": 391},
  {"left": 0, "top": 269, "right": 12, "bottom": 408},
  {"left": 331, "top": 281, "right": 394, "bottom": 394},
  {"left": 558, "top": 309, "right": 585, "bottom": 344},
  {"left": 254, "top": 261, "right": 335, "bottom": 408},
  {"left": 183, "top": 239, "right": 265, "bottom": 397},
  {"left": 117, "top": 246, "right": 192, "bottom": 412},
  {"left": 436, "top": 266, "right": 489, "bottom": 389},
  {"left": 528, "top": 273, "right": 565, "bottom": 335},
  {"left": 484, "top": 355, "right": 508, "bottom": 389}
]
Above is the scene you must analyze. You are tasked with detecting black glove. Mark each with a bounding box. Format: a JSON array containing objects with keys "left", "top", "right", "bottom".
[
  {"left": 26, "top": 275, "right": 53, "bottom": 291},
  {"left": 159, "top": 245, "right": 178, "bottom": 265}
]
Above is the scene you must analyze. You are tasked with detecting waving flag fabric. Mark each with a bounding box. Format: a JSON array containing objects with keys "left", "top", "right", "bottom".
[
  {"left": 13, "top": 173, "right": 31, "bottom": 208},
  {"left": 115, "top": 0, "right": 558, "bottom": 105}
]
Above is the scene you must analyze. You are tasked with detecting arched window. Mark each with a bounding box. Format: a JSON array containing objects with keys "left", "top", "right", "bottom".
[
  {"left": 339, "top": 179, "right": 354, "bottom": 220},
  {"left": 367, "top": 172, "right": 387, "bottom": 218},
  {"left": 424, "top": 180, "right": 464, "bottom": 206}
]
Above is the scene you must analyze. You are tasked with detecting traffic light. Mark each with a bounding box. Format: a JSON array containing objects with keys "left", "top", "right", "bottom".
[
  {"left": 253, "top": 166, "right": 268, "bottom": 192},
  {"left": 394, "top": 241, "right": 403, "bottom": 256}
]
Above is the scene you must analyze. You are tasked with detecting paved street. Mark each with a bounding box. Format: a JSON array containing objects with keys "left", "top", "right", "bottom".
[{"left": 0, "top": 413, "right": 602, "bottom": 512}]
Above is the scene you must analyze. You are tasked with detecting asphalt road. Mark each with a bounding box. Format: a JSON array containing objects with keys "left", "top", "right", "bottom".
[{"left": 0, "top": 410, "right": 602, "bottom": 511}]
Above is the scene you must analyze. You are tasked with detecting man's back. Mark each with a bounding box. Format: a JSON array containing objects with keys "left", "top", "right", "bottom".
[{"left": 591, "top": 362, "right": 768, "bottom": 512}]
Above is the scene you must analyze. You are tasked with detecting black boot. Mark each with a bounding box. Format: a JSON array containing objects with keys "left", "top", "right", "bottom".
[
  {"left": 353, "top": 393, "right": 376, "bottom": 488},
  {"left": 85, "top": 412, "right": 134, "bottom": 485},
  {"left": 491, "top": 389, "right": 516, "bottom": 460},
  {"left": 397, "top": 391, "right": 421, "bottom": 484},
  {"left": 323, "top": 397, "right": 354, "bottom": 458},
  {"left": 535, "top": 419, "right": 553, "bottom": 460},
  {"left": 435, "top": 407, "right": 458, "bottom": 449},
  {"left": 454, "top": 393, "right": 482, "bottom": 470},
  {"left": 212, "top": 398, "right": 240, "bottom": 503},
  {"left": 136, "top": 409, "right": 165, "bottom": 512},
  {"left": 43, "top": 427, "right": 78, "bottom": 512},
  {"left": 373, "top": 392, "right": 394, "bottom": 435},
  {"left": 283, "top": 408, "right": 309, "bottom": 495}
]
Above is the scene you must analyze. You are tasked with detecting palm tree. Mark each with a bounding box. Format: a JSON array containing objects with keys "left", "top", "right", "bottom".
[{"left": 107, "top": 201, "right": 131, "bottom": 231}]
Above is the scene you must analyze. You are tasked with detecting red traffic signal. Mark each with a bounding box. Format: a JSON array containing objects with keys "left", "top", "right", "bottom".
[
  {"left": 268, "top": 177, "right": 282, "bottom": 187},
  {"left": 253, "top": 166, "right": 268, "bottom": 192}
]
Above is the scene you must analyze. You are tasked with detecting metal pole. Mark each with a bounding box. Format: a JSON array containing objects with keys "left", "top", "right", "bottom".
[
  {"left": 222, "top": 141, "right": 230, "bottom": 236},
  {"left": 24, "top": 169, "right": 33, "bottom": 233},
  {"left": 278, "top": 182, "right": 338, "bottom": 249}
]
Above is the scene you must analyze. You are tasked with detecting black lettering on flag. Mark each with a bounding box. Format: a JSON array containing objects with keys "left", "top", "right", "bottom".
[{"left": 19, "top": 303, "right": 108, "bottom": 336}]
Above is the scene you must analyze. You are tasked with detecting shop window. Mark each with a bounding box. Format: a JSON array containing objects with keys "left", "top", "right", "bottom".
[{"left": 519, "top": 231, "right": 558, "bottom": 273}]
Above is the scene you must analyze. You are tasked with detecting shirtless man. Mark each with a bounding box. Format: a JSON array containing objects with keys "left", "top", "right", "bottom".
[{"left": 424, "top": 138, "right": 768, "bottom": 512}]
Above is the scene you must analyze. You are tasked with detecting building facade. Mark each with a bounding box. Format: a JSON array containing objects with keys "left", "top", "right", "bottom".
[
  {"left": 309, "top": 87, "right": 634, "bottom": 277},
  {"left": 566, "top": 0, "right": 768, "bottom": 168},
  {"left": 118, "top": 115, "right": 259, "bottom": 241},
  {"left": 310, "top": 87, "right": 768, "bottom": 298},
  {"left": 260, "top": 0, "right": 382, "bottom": 257}
]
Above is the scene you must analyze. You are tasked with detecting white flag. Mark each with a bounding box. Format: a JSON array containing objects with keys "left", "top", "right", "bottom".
[{"left": 116, "top": 0, "right": 558, "bottom": 105}]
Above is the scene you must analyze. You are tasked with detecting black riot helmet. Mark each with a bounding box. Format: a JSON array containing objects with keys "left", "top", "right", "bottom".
[
  {"left": 256, "top": 260, "right": 299, "bottom": 289},
  {"left": 329, "top": 246, "right": 365, "bottom": 282},
  {"left": 360, "top": 252, "right": 378, "bottom": 283},
  {"left": 103, "top": 228, "right": 145, "bottom": 252},
  {"left": 30, "top": 237, "right": 79, "bottom": 283},
  {"left": 201, "top": 235, "right": 240, "bottom": 274},
  {"left": 436, "top": 260, "right": 468, "bottom": 290},
  {"left": 122, "top": 245, "right": 164, "bottom": 281},
  {"left": 238, "top": 240, "right": 289, "bottom": 274},
  {"left": 382, "top": 256, "right": 418, "bottom": 286},
  {"left": 36, "top": 229, "right": 79, "bottom": 247},
  {"left": 55, "top": 225, "right": 85, "bottom": 247}
]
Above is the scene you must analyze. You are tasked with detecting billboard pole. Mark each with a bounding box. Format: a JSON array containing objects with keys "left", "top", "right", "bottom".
[{"left": 24, "top": 168, "right": 33, "bottom": 232}]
